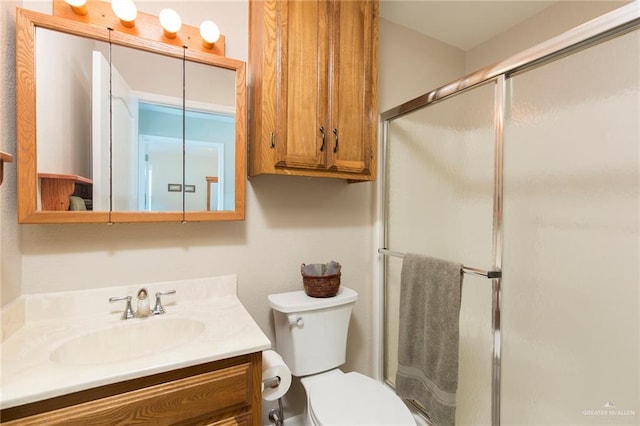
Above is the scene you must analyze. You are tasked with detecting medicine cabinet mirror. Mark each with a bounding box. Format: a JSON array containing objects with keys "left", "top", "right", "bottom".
[{"left": 16, "top": 7, "right": 246, "bottom": 223}]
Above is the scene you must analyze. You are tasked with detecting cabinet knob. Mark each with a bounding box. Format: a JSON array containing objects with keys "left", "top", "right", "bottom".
[
  {"left": 270, "top": 132, "right": 276, "bottom": 148},
  {"left": 319, "top": 127, "right": 326, "bottom": 152},
  {"left": 333, "top": 128, "right": 339, "bottom": 153}
]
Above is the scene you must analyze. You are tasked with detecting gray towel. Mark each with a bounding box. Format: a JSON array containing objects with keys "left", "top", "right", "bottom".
[
  {"left": 68, "top": 196, "right": 86, "bottom": 211},
  {"left": 395, "top": 253, "right": 463, "bottom": 426}
]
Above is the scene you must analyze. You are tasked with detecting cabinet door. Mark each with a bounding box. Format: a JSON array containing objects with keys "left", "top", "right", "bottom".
[
  {"left": 327, "top": 0, "right": 377, "bottom": 175},
  {"left": 275, "top": 0, "right": 329, "bottom": 170},
  {"left": 1, "top": 363, "right": 254, "bottom": 426}
]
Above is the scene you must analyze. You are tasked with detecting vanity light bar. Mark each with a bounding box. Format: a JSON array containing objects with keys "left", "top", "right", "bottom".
[{"left": 54, "top": 0, "right": 226, "bottom": 56}]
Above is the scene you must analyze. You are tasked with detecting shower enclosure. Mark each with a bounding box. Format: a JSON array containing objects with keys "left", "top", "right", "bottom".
[{"left": 379, "top": 4, "right": 639, "bottom": 425}]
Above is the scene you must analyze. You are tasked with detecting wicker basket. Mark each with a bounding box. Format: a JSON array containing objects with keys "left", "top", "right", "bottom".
[{"left": 301, "top": 263, "right": 341, "bottom": 298}]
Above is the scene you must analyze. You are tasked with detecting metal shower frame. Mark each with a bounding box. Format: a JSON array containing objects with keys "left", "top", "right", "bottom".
[{"left": 377, "top": 3, "right": 640, "bottom": 425}]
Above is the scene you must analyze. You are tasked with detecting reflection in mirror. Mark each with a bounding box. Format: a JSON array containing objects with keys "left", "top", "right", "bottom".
[
  {"left": 185, "top": 60, "right": 236, "bottom": 212},
  {"left": 137, "top": 104, "right": 227, "bottom": 212},
  {"left": 35, "top": 28, "right": 109, "bottom": 212},
  {"left": 138, "top": 103, "right": 185, "bottom": 212},
  {"left": 109, "top": 44, "right": 184, "bottom": 212}
]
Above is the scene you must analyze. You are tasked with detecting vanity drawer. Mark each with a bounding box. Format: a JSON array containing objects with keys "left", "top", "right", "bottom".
[
  {"left": 208, "top": 412, "right": 252, "bottom": 426},
  {"left": 2, "top": 354, "right": 261, "bottom": 426}
]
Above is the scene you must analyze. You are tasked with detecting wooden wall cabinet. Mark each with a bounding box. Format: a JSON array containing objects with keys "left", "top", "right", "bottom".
[
  {"left": 0, "top": 353, "right": 262, "bottom": 426},
  {"left": 249, "top": 0, "right": 378, "bottom": 181}
]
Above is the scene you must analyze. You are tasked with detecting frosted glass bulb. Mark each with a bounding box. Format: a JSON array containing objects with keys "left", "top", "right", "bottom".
[
  {"left": 159, "top": 8, "right": 182, "bottom": 38},
  {"left": 64, "top": 0, "right": 87, "bottom": 16},
  {"left": 200, "top": 20, "right": 220, "bottom": 48},
  {"left": 111, "top": 0, "right": 137, "bottom": 27}
]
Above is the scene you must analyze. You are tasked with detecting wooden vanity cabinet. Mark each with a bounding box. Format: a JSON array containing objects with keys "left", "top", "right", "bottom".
[
  {"left": 248, "top": 0, "right": 378, "bottom": 181},
  {"left": 0, "top": 353, "right": 261, "bottom": 426}
]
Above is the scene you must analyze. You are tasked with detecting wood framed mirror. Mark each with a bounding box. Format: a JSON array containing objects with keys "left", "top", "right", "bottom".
[{"left": 16, "top": 5, "right": 246, "bottom": 223}]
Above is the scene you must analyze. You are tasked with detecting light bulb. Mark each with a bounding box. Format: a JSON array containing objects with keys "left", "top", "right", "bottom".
[
  {"left": 64, "top": 0, "right": 87, "bottom": 16},
  {"left": 159, "top": 8, "right": 182, "bottom": 39},
  {"left": 200, "top": 20, "right": 220, "bottom": 49},
  {"left": 111, "top": 0, "right": 137, "bottom": 28}
]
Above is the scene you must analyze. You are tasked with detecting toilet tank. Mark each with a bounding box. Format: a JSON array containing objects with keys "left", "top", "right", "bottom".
[{"left": 268, "top": 287, "right": 358, "bottom": 377}]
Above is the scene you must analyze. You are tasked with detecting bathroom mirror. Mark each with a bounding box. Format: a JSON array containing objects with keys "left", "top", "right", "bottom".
[{"left": 16, "top": 8, "right": 246, "bottom": 223}]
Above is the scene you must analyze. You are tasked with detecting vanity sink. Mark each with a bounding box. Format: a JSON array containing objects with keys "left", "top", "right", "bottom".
[
  {"left": 1, "top": 275, "right": 272, "bottom": 413},
  {"left": 50, "top": 318, "right": 205, "bottom": 366}
]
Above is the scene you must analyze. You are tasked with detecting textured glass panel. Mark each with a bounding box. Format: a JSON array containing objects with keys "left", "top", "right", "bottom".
[
  {"left": 502, "top": 30, "right": 639, "bottom": 424},
  {"left": 385, "top": 81, "right": 495, "bottom": 425}
]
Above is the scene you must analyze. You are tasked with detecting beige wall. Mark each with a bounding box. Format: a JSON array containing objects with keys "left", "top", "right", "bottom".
[
  {"left": 378, "top": 18, "right": 465, "bottom": 112},
  {"left": 465, "top": 0, "right": 629, "bottom": 72},
  {"left": 1, "top": 1, "right": 22, "bottom": 307}
]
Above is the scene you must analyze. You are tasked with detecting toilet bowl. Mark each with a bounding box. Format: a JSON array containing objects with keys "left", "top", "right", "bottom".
[
  {"left": 301, "top": 369, "right": 415, "bottom": 426},
  {"left": 268, "top": 287, "right": 415, "bottom": 426}
]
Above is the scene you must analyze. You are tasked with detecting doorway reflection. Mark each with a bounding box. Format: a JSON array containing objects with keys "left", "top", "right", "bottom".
[{"left": 138, "top": 102, "right": 229, "bottom": 212}]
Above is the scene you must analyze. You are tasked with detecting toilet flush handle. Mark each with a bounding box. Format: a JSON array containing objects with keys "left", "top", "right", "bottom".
[{"left": 287, "top": 315, "right": 304, "bottom": 327}]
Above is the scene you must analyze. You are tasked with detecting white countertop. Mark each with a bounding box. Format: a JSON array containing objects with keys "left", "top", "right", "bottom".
[{"left": 0, "top": 275, "right": 271, "bottom": 409}]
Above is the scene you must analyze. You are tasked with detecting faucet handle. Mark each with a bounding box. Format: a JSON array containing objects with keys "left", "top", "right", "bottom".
[
  {"left": 152, "top": 290, "right": 176, "bottom": 315},
  {"left": 109, "top": 295, "right": 135, "bottom": 320}
]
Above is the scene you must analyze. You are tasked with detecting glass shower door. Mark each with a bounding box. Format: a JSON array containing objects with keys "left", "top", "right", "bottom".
[
  {"left": 384, "top": 81, "right": 497, "bottom": 425},
  {"left": 502, "top": 29, "right": 640, "bottom": 424}
]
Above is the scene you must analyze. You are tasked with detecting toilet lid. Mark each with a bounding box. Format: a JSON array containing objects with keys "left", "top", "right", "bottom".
[{"left": 309, "top": 372, "right": 415, "bottom": 426}]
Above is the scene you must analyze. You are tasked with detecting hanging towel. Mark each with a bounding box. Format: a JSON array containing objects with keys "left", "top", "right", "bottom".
[{"left": 395, "top": 253, "right": 463, "bottom": 426}]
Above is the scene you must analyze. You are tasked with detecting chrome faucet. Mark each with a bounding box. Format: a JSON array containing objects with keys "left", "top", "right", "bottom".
[
  {"left": 109, "top": 289, "right": 176, "bottom": 319},
  {"left": 136, "top": 288, "right": 151, "bottom": 318}
]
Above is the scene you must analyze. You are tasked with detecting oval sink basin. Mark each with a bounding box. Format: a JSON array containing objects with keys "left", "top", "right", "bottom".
[{"left": 50, "top": 318, "right": 205, "bottom": 366}]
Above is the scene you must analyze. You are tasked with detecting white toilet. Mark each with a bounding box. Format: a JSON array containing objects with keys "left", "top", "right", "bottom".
[{"left": 268, "top": 286, "right": 415, "bottom": 426}]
